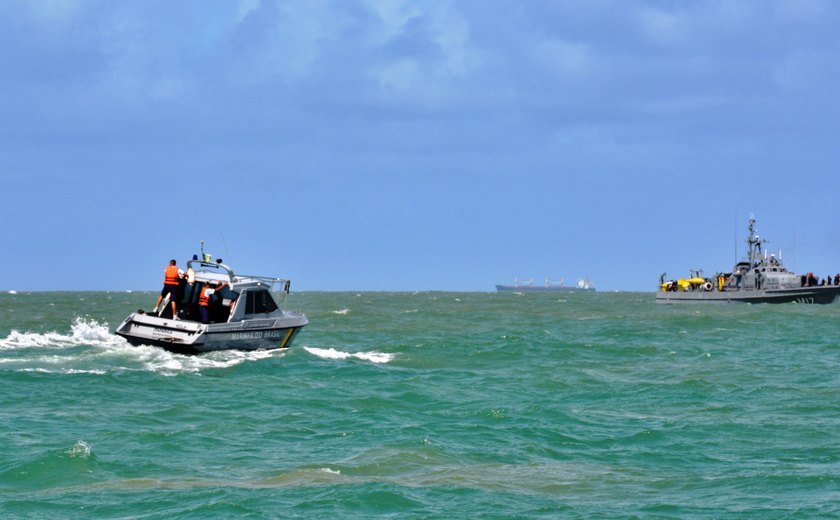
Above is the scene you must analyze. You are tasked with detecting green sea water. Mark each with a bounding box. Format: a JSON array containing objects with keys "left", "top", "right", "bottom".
[{"left": 1, "top": 291, "right": 839, "bottom": 518}]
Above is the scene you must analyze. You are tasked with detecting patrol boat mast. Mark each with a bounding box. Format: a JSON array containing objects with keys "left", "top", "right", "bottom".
[{"left": 746, "top": 215, "right": 766, "bottom": 270}]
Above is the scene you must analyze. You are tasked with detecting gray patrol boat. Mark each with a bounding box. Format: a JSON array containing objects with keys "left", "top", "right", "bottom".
[
  {"left": 657, "top": 216, "right": 840, "bottom": 304},
  {"left": 116, "top": 258, "right": 308, "bottom": 353}
]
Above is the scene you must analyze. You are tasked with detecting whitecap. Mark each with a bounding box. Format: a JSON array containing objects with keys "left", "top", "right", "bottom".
[
  {"left": 319, "top": 467, "right": 341, "bottom": 475},
  {"left": 15, "top": 367, "right": 108, "bottom": 375},
  {"left": 332, "top": 309, "right": 350, "bottom": 315},
  {"left": 354, "top": 351, "right": 395, "bottom": 363},
  {"left": 7, "top": 290, "right": 17, "bottom": 295},
  {"left": 124, "top": 343, "right": 285, "bottom": 375},
  {"left": 67, "top": 440, "right": 92, "bottom": 458},
  {"left": 304, "top": 347, "right": 395, "bottom": 364},
  {"left": 0, "top": 317, "right": 123, "bottom": 350}
]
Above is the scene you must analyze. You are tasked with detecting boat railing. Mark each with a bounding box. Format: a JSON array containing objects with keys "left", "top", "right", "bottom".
[
  {"left": 188, "top": 260, "right": 291, "bottom": 292},
  {"left": 234, "top": 274, "right": 291, "bottom": 292},
  {"left": 188, "top": 260, "right": 235, "bottom": 280}
]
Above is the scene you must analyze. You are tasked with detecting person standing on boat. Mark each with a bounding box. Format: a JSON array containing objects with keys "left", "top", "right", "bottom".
[
  {"left": 153, "top": 259, "right": 183, "bottom": 317},
  {"left": 199, "top": 281, "right": 227, "bottom": 324}
]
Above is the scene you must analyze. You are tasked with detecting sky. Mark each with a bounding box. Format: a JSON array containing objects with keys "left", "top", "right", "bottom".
[{"left": 2, "top": 0, "right": 840, "bottom": 292}]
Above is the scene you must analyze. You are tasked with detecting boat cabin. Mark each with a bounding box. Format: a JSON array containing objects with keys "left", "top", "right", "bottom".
[{"left": 159, "top": 259, "right": 290, "bottom": 324}]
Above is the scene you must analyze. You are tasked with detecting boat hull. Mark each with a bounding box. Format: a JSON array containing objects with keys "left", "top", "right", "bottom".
[
  {"left": 115, "top": 312, "right": 308, "bottom": 354},
  {"left": 655, "top": 286, "right": 840, "bottom": 304}
]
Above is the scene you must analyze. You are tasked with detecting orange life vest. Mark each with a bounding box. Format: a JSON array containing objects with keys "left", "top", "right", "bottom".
[
  {"left": 164, "top": 265, "right": 180, "bottom": 286},
  {"left": 199, "top": 286, "right": 214, "bottom": 307}
]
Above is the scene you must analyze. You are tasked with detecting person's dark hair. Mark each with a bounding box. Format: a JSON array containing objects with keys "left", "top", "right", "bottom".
[{"left": 170, "top": 259, "right": 177, "bottom": 265}]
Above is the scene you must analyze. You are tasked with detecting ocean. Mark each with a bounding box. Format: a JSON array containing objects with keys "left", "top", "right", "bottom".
[{"left": 1, "top": 291, "right": 839, "bottom": 518}]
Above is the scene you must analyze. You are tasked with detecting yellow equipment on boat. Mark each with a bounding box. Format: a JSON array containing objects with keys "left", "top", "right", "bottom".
[{"left": 677, "top": 277, "right": 707, "bottom": 291}]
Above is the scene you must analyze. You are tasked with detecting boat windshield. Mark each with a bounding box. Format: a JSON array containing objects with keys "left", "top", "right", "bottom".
[{"left": 244, "top": 289, "right": 279, "bottom": 315}]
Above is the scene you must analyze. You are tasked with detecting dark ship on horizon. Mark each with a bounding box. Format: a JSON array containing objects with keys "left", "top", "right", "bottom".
[{"left": 496, "top": 276, "right": 596, "bottom": 293}]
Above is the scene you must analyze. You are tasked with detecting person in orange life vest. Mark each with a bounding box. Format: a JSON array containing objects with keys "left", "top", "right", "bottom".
[
  {"left": 199, "top": 280, "right": 228, "bottom": 324},
  {"left": 153, "top": 259, "right": 183, "bottom": 317}
]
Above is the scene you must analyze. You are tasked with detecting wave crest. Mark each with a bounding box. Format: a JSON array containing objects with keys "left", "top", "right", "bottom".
[
  {"left": 0, "top": 317, "right": 122, "bottom": 350},
  {"left": 304, "top": 347, "right": 395, "bottom": 364}
]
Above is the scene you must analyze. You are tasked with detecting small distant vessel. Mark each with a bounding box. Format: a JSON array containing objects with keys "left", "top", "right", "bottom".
[
  {"left": 116, "top": 256, "right": 308, "bottom": 354},
  {"left": 657, "top": 215, "right": 840, "bottom": 304},
  {"left": 496, "top": 277, "right": 596, "bottom": 293}
]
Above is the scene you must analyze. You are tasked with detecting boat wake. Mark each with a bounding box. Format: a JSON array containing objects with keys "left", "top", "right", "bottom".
[
  {"left": 304, "top": 346, "right": 395, "bottom": 364},
  {"left": 0, "top": 318, "right": 287, "bottom": 375},
  {"left": 0, "top": 317, "right": 117, "bottom": 350}
]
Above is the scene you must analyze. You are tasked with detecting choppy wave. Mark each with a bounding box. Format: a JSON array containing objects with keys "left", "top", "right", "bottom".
[
  {"left": 67, "top": 440, "right": 92, "bottom": 459},
  {"left": 0, "top": 318, "right": 287, "bottom": 375},
  {"left": 0, "top": 317, "right": 118, "bottom": 350},
  {"left": 304, "top": 346, "right": 395, "bottom": 364},
  {"left": 332, "top": 309, "right": 350, "bottom": 315}
]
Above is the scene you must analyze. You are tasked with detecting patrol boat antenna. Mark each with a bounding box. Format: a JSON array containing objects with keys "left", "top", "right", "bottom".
[{"left": 746, "top": 214, "right": 767, "bottom": 268}]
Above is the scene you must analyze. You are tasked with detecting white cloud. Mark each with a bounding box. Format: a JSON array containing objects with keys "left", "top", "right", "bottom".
[
  {"left": 637, "top": 7, "right": 689, "bottom": 45},
  {"left": 535, "top": 37, "right": 590, "bottom": 80},
  {"left": 234, "top": 0, "right": 261, "bottom": 23},
  {"left": 24, "top": 0, "right": 84, "bottom": 23},
  {"left": 362, "top": 0, "right": 424, "bottom": 38},
  {"left": 774, "top": 0, "right": 827, "bottom": 20},
  {"left": 377, "top": 58, "right": 421, "bottom": 92}
]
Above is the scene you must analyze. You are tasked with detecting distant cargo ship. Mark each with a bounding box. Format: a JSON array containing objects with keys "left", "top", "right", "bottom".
[{"left": 496, "top": 277, "right": 596, "bottom": 292}]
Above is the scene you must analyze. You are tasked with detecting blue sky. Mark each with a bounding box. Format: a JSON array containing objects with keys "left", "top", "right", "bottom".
[{"left": 2, "top": 0, "right": 840, "bottom": 291}]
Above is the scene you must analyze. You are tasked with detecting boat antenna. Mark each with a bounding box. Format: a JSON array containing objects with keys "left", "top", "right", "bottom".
[
  {"left": 747, "top": 214, "right": 757, "bottom": 266},
  {"left": 221, "top": 232, "right": 232, "bottom": 265}
]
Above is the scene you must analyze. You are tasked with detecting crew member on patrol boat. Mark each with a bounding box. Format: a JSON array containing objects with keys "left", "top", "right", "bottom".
[
  {"left": 153, "top": 259, "right": 183, "bottom": 317},
  {"left": 199, "top": 281, "right": 228, "bottom": 324}
]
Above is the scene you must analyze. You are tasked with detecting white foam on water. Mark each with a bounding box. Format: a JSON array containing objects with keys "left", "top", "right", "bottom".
[
  {"left": 304, "top": 346, "right": 395, "bottom": 364},
  {"left": 67, "top": 440, "right": 92, "bottom": 458},
  {"left": 0, "top": 318, "right": 288, "bottom": 375},
  {"left": 16, "top": 367, "right": 109, "bottom": 375},
  {"left": 99, "top": 342, "right": 287, "bottom": 376},
  {"left": 332, "top": 309, "right": 350, "bottom": 315},
  {"left": 319, "top": 467, "right": 341, "bottom": 475},
  {"left": 7, "top": 290, "right": 17, "bottom": 295},
  {"left": 0, "top": 317, "right": 122, "bottom": 350}
]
